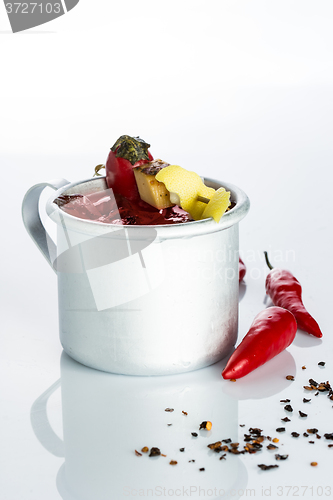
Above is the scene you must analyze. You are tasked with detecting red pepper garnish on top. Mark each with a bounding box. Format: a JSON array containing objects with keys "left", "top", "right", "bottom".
[
  {"left": 239, "top": 257, "right": 246, "bottom": 282},
  {"left": 105, "top": 135, "right": 153, "bottom": 201},
  {"left": 222, "top": 306, "right": 297, "bottom": 379},
  {"left": 264, "top": 252, "right": 323, "bottom": 338}
]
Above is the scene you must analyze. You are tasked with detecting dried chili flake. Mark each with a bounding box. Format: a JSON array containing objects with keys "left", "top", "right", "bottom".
[
  {"left": 135, "top": 450, "right": 142, "bottom": 456},
  {"left": 315, "top": 391, "right": 319, "bottom": 396},
  {"left": 199, "top": 468, "right": 205, "bottom": 471},
  {"left": 280, "top": 399, "right": 291, "bottom": 403},
  {"left": 149, "top": 447, "right": 161, "bottom": 457},
  {"left": 207, "top": 441, "right": 222, "bottom": 450},
  {"left": 281, "top": 417, "right": 291, "bottom": 422},
  {"left": 222, "top": 438, "right": 232, "bottom": 443},
  {"left": 240, "top": 424, "right": 245, "bottom": 427},
  {"left": 275, "top": 454, "right": 288, "bottom": 460},
  {"left": 141, "top": 447, "right": 149, "bottom": 453},
  {"left": 318, "top": 362, "right": 325, "bottom": 366},
  {"left": 169, "top": 460, "right": 177, "bottom": 465},
  {"left": 249, "top": 428, "right": 263, "bottom": 435},
  {"left": 258, "top": 464, "right": 279, "bottom": 471},
  {"left": 309, "top": 378, "right": 318, "bottom": 387},
  {"left": 309, "top": 441, "right": 315, "bottom": 444},
  {"left": 304, "top": 386, "right": 313, "bottom": 391},
  {"left": 191, "top": 432, "right": 198, "bottom": 437},
  {"left": 299, "top": 411, "right": 307, "bottom": 417},
  {"left": 189, "top": 459, "right": 195, "bottom": 462},
  {"left": 219, "top": 454, "right": 227, "bottom": 460},
  {"left": 179, "top": 448, "right": 185, "bottom": 452},
  {"left": 165, "top": 408, "right": 174, "bottom": 412},
  {"left": 303, "top": 398, "right": 311, "bottom": 403},
  {"left": 291, "top": 432, "right": 300, "bottom": 438},
  {"left": 267, "top": 444, "right": 278, "bottom": 450},
  {"left": 303, "top": 433, "right": 309, "bottom": 437},
  {"left": 302, "top": 366, "right": 306, "bottom": 370},
  {"left": 167, "top": 424, "right": 172, "bottom": 426},
  {"left": 182, "top": 411, "right": 188, "bottom": 416},
  {"left": 286, "top": 375, "right": 294, "bottom": 381},
  {"left": 324, "top": 433, "right": 333, "bottom": 440},
  {"left": 161, "top": 454, "right": 167, "bottom": 457},
  {"left": 328, "top": 444, "right": 333, "bottom": 448},
  {"left": 284, "top": 404, "right": 293, "bottom": 412},
  {"left": 276, "top": 427, "right": 285, "bottom": 433},
  {"left": 254, "top": 436, "right": 265, "bottom": 443},
  {"left": 199, "top": 421, "right": 212, "bottom": 431},
  {"left": 230, "top": 379, "right": 237, "bottom": 382},
  {"left": 316, "top": 434, "right": 321, "bottom": 439},
  {"left": 230, "top": 442, "right": 239, "bottom": 448},
  {"left": 307, "top": 428, "right": 319, "bottom": 434}
]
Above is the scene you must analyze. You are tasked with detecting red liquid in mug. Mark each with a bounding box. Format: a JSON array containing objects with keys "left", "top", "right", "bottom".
[{"left": 54, "top": 189, "right": 192, "bottom": 225}]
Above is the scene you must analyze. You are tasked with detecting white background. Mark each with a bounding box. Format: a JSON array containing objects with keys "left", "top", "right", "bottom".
[{"left": 1, "top": 2, "right": 333, "bottom": 499}]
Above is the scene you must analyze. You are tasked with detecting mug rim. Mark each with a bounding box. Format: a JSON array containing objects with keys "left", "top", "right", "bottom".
[{"left": 46, "top": 176, "right": 250, "bottom": 239}]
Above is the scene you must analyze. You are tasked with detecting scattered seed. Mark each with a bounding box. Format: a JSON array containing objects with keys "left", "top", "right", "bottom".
[
  {"left": 318, "top": 362, "right": 325, "bottom": 366},
  {"left": 276, "top": 427, "right": 285, "bottom": 433},
  {"left": 230, "top": 379, "right": 237, "bottom": 382},
  {"left": 284, "top": 404, "right": 293, "bottom": 412},
  {"left": 281, "top": 417, "right": 291, "bottom": 422},
  {"left": 182, "top": 411, "right": 188, "bottom": 416},
  {"left": 165, "top": 408, "right": 174, "bottom": 412},
  {"left": 135, "top": 450, "right": 142, "bottom": 456},
  {"left": 272, "top": 438, "right": 279, "bottom": 443},
  {"left": 303, "top": 398, "right": 311, "bottom": 403},
  {"left": 258, "top": 464, "right": 279, "bottom": 471},
  {"left": 299, "top": 411, "right": 308, "bottom": 417},
  {"left": 199, "top": 421, "right": 212, "bottom": 431},
  {"left": 286, "top": 375, "right": 294, "bottom": 381},
  {"left": 169, "top": 460, "right": 177, "bottom": 465},
  {"left": 179, "top": 448, "right": 185, "bottom": 452},
  {"left": 191, "top": 432, "right": 198, "bottom": 437},
  {"left": 189, "top": 459, "right": 195, "bottom": 462},
  {"left": 310, "top": 462, "right": 318, "bottom": 466},
  {"left": 275, "top": 454, "right": 288, "bottom": 460},
  {"left": 207, "top": 441, "right": 222, "bottom": 450},
  {"left": 161, "top": 454, "right": 167, "bottom": 457},
  {"left": 149, "top": 447, "right": 161, "bottom": 457},
  {"left": 141, "top": 447, "right": 149, "bottom": 453},
  {"left": 167, "top": 424, "right": 172, "bottom": 426}
]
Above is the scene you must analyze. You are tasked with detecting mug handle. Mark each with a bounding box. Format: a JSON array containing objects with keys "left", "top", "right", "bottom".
[
  {"left": 30, "top": 379, "right": 65, "bottom": 457},
  {"left": 22, "top": 179, "right": 70, "bottom": 272}
]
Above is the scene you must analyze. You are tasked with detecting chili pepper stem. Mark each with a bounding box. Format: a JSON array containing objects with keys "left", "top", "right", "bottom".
[{"left": 264, "top": 251, "right": 274, "bottom": 270}]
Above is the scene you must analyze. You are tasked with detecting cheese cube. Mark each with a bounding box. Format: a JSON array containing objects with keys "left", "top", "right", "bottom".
[{"left": 133, "top": 160, "right": 174, "bottom": 209}]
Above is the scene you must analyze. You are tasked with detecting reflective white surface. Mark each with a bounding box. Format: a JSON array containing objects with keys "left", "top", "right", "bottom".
[{"left": 1, "top": 1, "right": 333, "bottom": 498}]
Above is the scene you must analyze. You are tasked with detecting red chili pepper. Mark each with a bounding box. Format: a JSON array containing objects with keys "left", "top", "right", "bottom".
[
  {"left": 105, "top": 135, "right": 153, "bottom": 201},
  {"left": 264, "top": 252, "right": 322, "bottom": 338},
  {"left": 222, "top": 306, "right": 297, "bottom": 379},
  {"left": 239, "top": 257, "right": 246, "bottom": 282}
]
